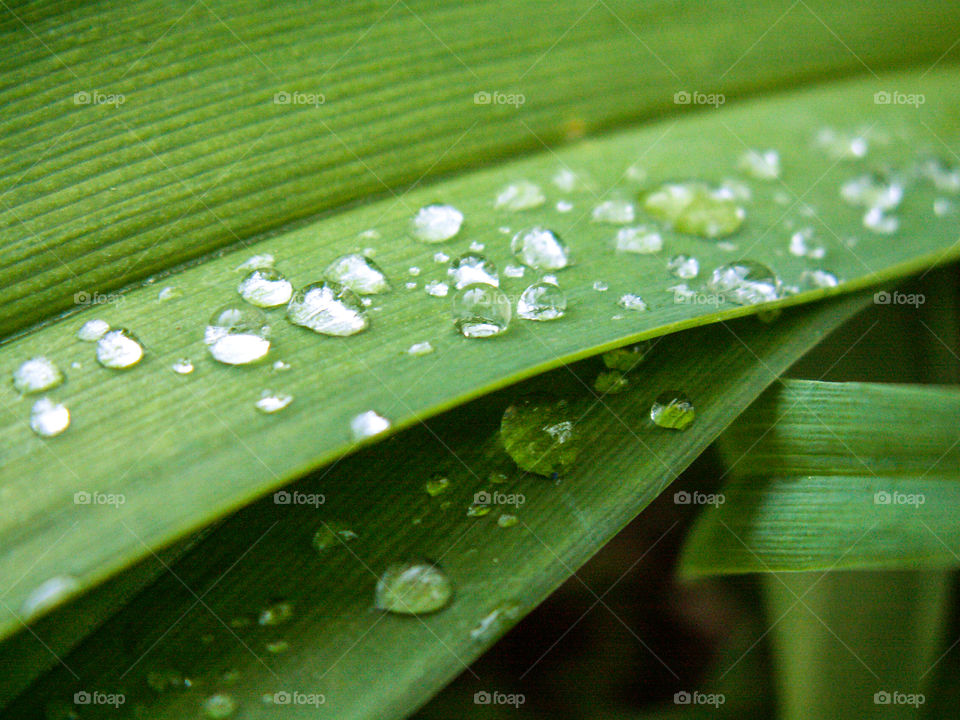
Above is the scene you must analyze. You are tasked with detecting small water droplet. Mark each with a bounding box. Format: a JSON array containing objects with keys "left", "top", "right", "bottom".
[
  {"left": 650, "top": 391, "right": 695, "bottom": 430},
  {"left": 489, "top": 471, "right": 509, "bottom": 484},
  {"left": 517, "top": 280, "right": 567, "bottom": 321},
  {"left": 313, "top": 523, "right": 358, "bottom": 552},
  {"left": 615, "top": 226, "right": 662, "bottom": 254},
  {"left": 96, "top": 328, "right": 144, "bottom": 369},
  {"left": 862, "top": 207, "right": 899, "bottom": 235},
  {"left": 591, "top": 197, "right": 636, "bottom": 224},
  {"left": 375, "top": 560, "right": 453, "bottom": 615},
  {"left": 272, "top": 360, "right": 291, "bottom": 371},
  {"left": 405, "top": 281, "right": 418, "bottom": 290},
  {"left": 504, "top": 264, "right": 526, "bottom": 278},
  {"left": 77, "top": 318, "right": 110, "bottom": 342},
  {"left": 258, "top": 601, "right": 293, "bottom": 626},
  {"left": 411, "top": 204, "right": 464, "bottom": 243},
  {"left": 236, "top": 253, "right": 275, "bottom": 272},
  {"left": 501, "top": 395, "right": 580, "bottom": 477},
  {"left": 471, "top": 601, "right": 522, "bottom": 640},
  {"left": 146, "top": 668, "right": 188, "bottom": 692},
  {"left": 13, "top": 357, "right": 63, "bottom": 394},
  {"left": 593, "top": 280, "right": 609, "bottom": 292},
  {"left": 265, "top": 640, "right": 289, "bottom": 654},
  {"left": 157, "top": 286, "right": 182, "bottom": 302},
  {"left": 625, "top": 162, "right": 648, "bottom": 184},
  {"left": 448, "top": 252, "right": 499, "bottom": 289},
  {"left": 205, "top": 306, "right": 271, "bottom": 364},
  {"left": 350, "top": 410, "right": 391, "bottom": 440},
  {"left": 511, "top": 227, "right": 570, "bottom": 270},
  {"left": 287, "top": 281, "right": 368, "bottom": 336},
  {"left": 722, "top": 178, "right": 753, "bottom": 201},
  {"left": 552, "top": 168, "right": 578, "bottom": 192},
  {"left": 407, "top": 341, "right": 435, "bottom": 356},
  {"left": 494, "top": 181, "right": 545, "bottom": 211},
  {"left": 934, "top": 198, "right": 955, "bottom": 217},
  {"left": 814, "top": 127, "right": 868, "bottom": 160},
  {"left": 667, "top": 254, "right": 699, "bottom": 279},
  {"left": 322, "top": 254, "right": 390, "bottom": 295},
  {"left": 737, "top": 149, "right": 781, "bottom": 180},
  {"left": 602, "top": 342, "right": 652, "bottom": 372},
  {"left": 707, "top": 260, "right": 780, "bottom": 305},
  {"left": 171, "top": 358, "right": 194, "bottom": 375},
  {"left": 21, "top": 575, "right": 79, "bottom": 618},
  {"left": 840, "top": 172, "right": 903, "bottom": 210},
  {"left": 452, "top": 284, "right": 511, "bottom": 338},
  {"left": 497, "top": 513, "right": 519, "bottom": 528},
  {"left": 617, "top": 294, "right": 647, "bottom": 311},
  {"left": 202, "top": 693, "right": 238, "bottom": 719},
  {"left": 234, "top": 268, "right": 292, "bottom": 308},
  {"left": 644, "top": 182, "right": 745, "bottom": 238},
  {"left": 555, "top": 200, "right": 573, "bottom": 213},
  {"left": 433, "top": 251, "right": 450, "bottom": 263},
  {"left": 800, "top": 269, "right": 839, "bottom": 289},
  {"left": 255, "top": 390, "right": 292, "bottom": 414},
  {"left": 788, "top": 227, "right": 826, "bottom": 259},
  {"left": 424, "top": 280, "right": 449, "bottom": 298},
  {"left": 594, "top": 369, "right": 629, "bottom": 395},
  {"left": 425, "top": 474, "right": 451, "bottom": 496},
  {"left": 466, "top": 500, "right": 491, "bottom": 517},
  {"left": 918, "top": 156, "right": 960, "bottom": 194}
]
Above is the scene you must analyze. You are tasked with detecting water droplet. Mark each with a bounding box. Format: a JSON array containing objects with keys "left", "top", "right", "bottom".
[
  {"left": 552, "top": 168, "right": 578, "bottom": 192},
  {"left": 95, "top": 328, "right": 144, "bottom": 369},
  {"left": 918, "top": 157, "right": 960, "bottom": 194},
  {"left": 452, "top": 284, "right": 511, "bottom": 338},
  {"left": 433, "top": 251, "right": 450, "bottom": 263},
  {"left": 425, "top": 474, "right": 451, "bottom": 496},
  {"left": 591, "top": 197, "right": 635, "bottom": 225},
  {"left": 425, "top": 280, "right": 449, "bottom": 298},
  {"left": 497, "top": 513, "right": 519, "bottom": 528},
  {"left": 324, "top": 254, "right": 391, "bottom": 295},
  {"left": 625, "top": 162, "right": 648, "bottom": 184},
  {"left": 615, "top": 226, "right": 662, "bottom": 254},
  {"left": 287, "top": 281, "right": 368, "bottom": 336},
  {"left": 722, "top": 178, "right": 753, "bottom": 201},
  {"left": 489, "top": 471, "right": 509, "bottom": 484},
  {"left": 840, "top": 172, "right": 903, "bottom": 210},
  {"left": 202, "top": 693, "right": 238, "bottom": 719},
  {"left": 501, "top": 395, "right": 580, "bottom": 477},
  {"left": 258, "top": 601, "right": 293, "bottom": 626},
  {"left": 448, "top": 253, "right": 499, "bottom": 289},
  {"left": 313, "top": 523, "right": 358, "bottom": 552},
  {"left": 556, "top": 200, "right": 573, "bottom": 213},
  {"left": 934, "top": 198, "right": 955, "bottom": 217},
  {"left": 517, "top": 281, "right": 567, "bottom": 321},
  {"left": 157, "top": 286, "right": 182, "bottom": 302},
  {"left": 255, "top": 390, "right": 292, "bottom": 414},
  {"left": 21, "top": 575, "right": 79, "bottom": 618},
  {"left": 800, "top": 269, "right": 839, "bottom": 289},
  {"left": 236, "top": 253, "right": 275, "bottom": 272},
  {"left": 650, "top": 391, "right": 695, "bottom": 430},
  {"left": 594, "top": 369, "right": 629, "bottom": 395},
  {"left": 411, "top": 204, "right": 464, "bottom": 243},
  {"left": 814, "top": 127, "right": 868, "bottom": 160},
  {"left": 494, "top": 181, "right": 545, "bottom": 211},
  {"left": 737, "top": 149, "right": 781, "bottom": 180},
  {"left": 511, "top": 227, "right": 570, "bottom": 270},
  {"left": 77, "top": 318, "right": 110, "bottom": 342},
  {"left": 407, "top": 341, "right": 435, "bottom": 356},
  {"left": 788, "top": 227, "right": 825, "bottom": 259},
  {"left": 667, "top": 254, "right": 699, "bottom": 279},
  {"left": 409, "top": 266, "right": 422, "bottom": 277},
  {"left": 171, "top": 358, "right": 194, "bottom": 375},
  {"left": 471, "top": 602, "right": 522, "bottom": 640},
  {"left": 236, "top": 268, "right": 294, "bottom": 308},
  {"left": 13, "top": 357, "right": 63, "bottom": 394},
  {"left": 602, "top": 342, "right": 652, "bottom": 372},
  {"left": 466, "top": 500, "right": 491, "bottom": 517},
  {"left": 644, "top": 182, "right": 745, "bottom": 238},
  {"left": 375, "top": 560, "right": 453, "bottom": 615},
  {"left": 272, "top": 360, "right": 291, "bottom": 371},
  {"left": 350, "top": 410, "right": 391, "bottom": 440},
  {"left": 862, "top": 207, "right": 899, "bottom": 235},
  {"left": 617, "top": 294, "right": 647, "bottom": 311},
  {"left": 205, "top": 306, "right": 271, "bottom": 364},
  {"left": 707, "top": 261, "right": 780, "bottom": 305},
  {"left": 146, "top": 668, "right": 188, "bottom": 692},
  {"left": 593, "top": 280, "right": 609, "bottom": 292},
  {"left": 266, "top": 640, "right": 289, "bottom": 654},
  {"left": 504, "top": 264, "right": 526, "bottom": 279}
]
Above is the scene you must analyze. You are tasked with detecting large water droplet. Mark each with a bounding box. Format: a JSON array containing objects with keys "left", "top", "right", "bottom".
[
  {"left": 667, "top": 254, "right": 699, "bottom": 279},
  {"left": 737, "top": 149, "right": 781, "bottom": 180},
  {"left": 494, "top": 181, "right": 545, "bottom": 211},
  {"left": 644, "top": 182, "right": 745, "bottom": 238},
  {"left": 452, "top": 284, "right": 511, "bottom": 338},
  {"left": 96, "top": 328, "right": 144, "bottom": 369},
  {"left": 375, "top": 560, "right": 452, "bottom": 615},
  {"left": 517, "top": 281, "right": 567, "bottom": 321},
  {"left": 205, "top": 305, "right": 271, "bottom": 364},
  {"left": 255, "top": 390, "right": 293, "bottom": 414},
  {"left": 13, "top": 357, "right": 63, "bottom": 394},
  {"left": 350, "top": 410, "right": 391, "bottom": 440},
  {"left": 591, "top": 197, "right": 636, "bottom": 224},
  {"left": 78, "top": 318, "right": 110, "bottom": 342},
  {"left": 21, "top": 575, "right": 79, "bottom": 619},
  {"left": 448, "top": 253, "right": 499, "bottom": 289},
  {"left": 501, "top": 395, "right": 580, "bottom": 477},
  {"left": 650, "top": 391, "right": 695, "bottom": 430},
  {"left": 325, "top": 254, "right": 391, "bottom": 294},
  {"left": 202, "top": 693, "right": 238, "bottom": 719},
  {"left": 602, "top": 341, "right": 652, "bottom": 372},
  {"left": 511, "top": 227, "right": 570, "bottom": 270},
  {"left": 286, "top": 281, "right": 368, "bottom": 336},
  {"left": 615, "top": 226, "right": 662, "bottom": 254},
  {"left": 411, "top": 204, "right": 464, "bottom": 243},
  {"left": 707, "top": 261, "right": 780, "bottom": 305},
  {"left": 237, "top": 268, "right": 293, "bottom": 307}
]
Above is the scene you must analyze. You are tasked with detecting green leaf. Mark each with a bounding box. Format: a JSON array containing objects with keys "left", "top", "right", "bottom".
[
  {"left": 2, "top": 66, "right": 959, "bottom": 645},
  {"left": 4, "top": 0, "right": 960, "bottom": 337},
  {"left": 680, "top": 380, "right": 960, "bottom": 576},
  {"left": 4, "top": 294, "right": 868, "bottom": 719}
]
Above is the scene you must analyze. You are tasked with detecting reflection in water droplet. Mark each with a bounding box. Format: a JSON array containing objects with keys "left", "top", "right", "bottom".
[
  {"left": 918, "top": 157, "right": 960, "bottom": 194},
  {"left": 552, "top": 168, "right": 578, "bottom": 192},
  {"left": 205, "top": 306, "right": 271, "bottom": 365},
  {"left": 452, "top": 284, "right": 511, "bottom": 338},
  {"left": 433, "top": 251, "right": 450, "bottom": 263},
  {"left": 286, "top": 282, "right": 368, "bottom": 336},
  {"left": 517, "top": 281, "right": 567, "bottom": 321},
  {"left": 410, "top": 204, "right": 463, "bottom": 243},
  {"left": 351, "top": 410, "right": 391, "bottom": 440},
  {"left": 814, "top": 127, "right": 868, "bottom": 160},
  {"left": 13, "top": 357, "right": 63, "bottom": 394},
  {"left": 511, "top": 227, "right": 570, "bottom": 270},
  {"left": 449, "top": 253, "right": 499, "bottom": 289},
  {"left": 78, "top": 318, "right": 110, "bottom": 342},
  {"left": 325, "top": 254, "right": 391, "bottom": 294},
  {"left": 467, "top": 502, "right": 492, "bottom": 517},
  {"left": 375, "top": 560, "right": 453, "bottom": 615},
  {"left": 97, "top": 329, "right": 145, "bottom": 369},
  {"left": 650, "top": 391, "right": 695, "bottom": 430},
  {"left": 615, "top": 226, "right": 662, "bottom": 254},
  {"left": 266, "top": 640, "right": 289, "bottom": 654},
  {"left": 501, "top": 395, "right": 580, "bottom": 477},
  {"left": 495, "top": 181, "right": 545, "bottom": 211}
]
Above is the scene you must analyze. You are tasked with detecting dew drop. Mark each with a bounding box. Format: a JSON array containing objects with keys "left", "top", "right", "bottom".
[
  {"left": 615, "top": 225, "right": 662, "bottom": 254},
  {"left": 433, "top": 251, "right": 450, "bottom": 263},
  {"left": 237, "top": 268, "right": 293, "bottom": 307},
  {"left": 409, "top": 266, "right": 422, "bottom": 276},
  {"left": 146, "top": 668, "right": 188, "bottom": 692},
  {"left": 77, "top": 318, "right": 110, "bottom": 342},
  {"left": 350, "top": 410, "right": 391, "bottom": 440},
  {"left": 591, "top": 197, "right": 636, "bottom": 225},
  {"left": 21, "top": 575, "right": 79, "bottom": 619},
  {"left": 650, "top": 391, "right": 695, "bottom": 430},
  {"left": 667, "top": 254, "right": 699, "bottom": 279},
  {"left": 862, "top": 207, "right": 899, "bottom": 235},
  {"left": 407, "top": 341, "right": 435, "bottom": 356},
  {"left": 205, "top": 305, "right": 271, "bottom": 364},
  {"left": 286, "top": 281, "right": 368, "bottom": 336},
  {"left": 471, "top": 602, "right": 522, "bottom": 640},
  {"left": 511, "top": 227, "right": 570, "bottom": 270},
  {"left": 788, "top": 228, "right": 825, "bottom": 259},
  {"left": 452, "top": 284, "right": 511, "bottom": 338},
  {"left": 497, "top": 514, "right": 519, "bottom": 528},
  {"left": 272, "top": 360, "right": 291, "bottom": 371},
  {"left": 375, "top": 560, "right": 453, "bottom": 615},
  {"left": 918, "top": 157, "right": 960, "bottom": 194},
  {"left": 556, "top": 200, "right": 573, "bottom": 213},
  {"left": 617, "top": 293, "right": 647, "bottom": 311},
  {"left": 840, "top": 172, "right": 903, "bottom": 210},
  {"left": 593, "top": 280, "right": 609, "bottom": 292},
  {"left": 425, "top": 280, "right": 450, "bottom": 298},
  {"left": 266, "top": 640, "right": 289, "bottom": 654},
  {"left": 707, "top": 261, "right": 780, "bottom": 305},
  {"left": 737, "top": 149, "right": 781, "bottom": 180},
  {"left": 255, "top": 390, "right": 292, "bottom": 414},
  {"left": 449, "top": 253, "right": 499, "bottom": 289},
  {"left": 594, "top": 369, "right": 629, "bottom": 395},
  {"left": 552, "top": 168, "right": 578, "bottom": 192},
  {"left": 425, "top": 474, "right": 451, "bottom": 496},
  {"left": 467, "top": 501, "right": 492, "bottom": 518},
  {"left": 202, "top": 693, "right": 238, "bottom": 719},
  {"left": 411, "top": 204, "right": 464, "bottom": 243},
  {"left": 405, "top": 281, "right": 418, "bottom": 290},
  {"left": 13, "top": 357, "right": 63, "bottom": 394},
  {"left": 494, "top": 180, "right": 545, "bottom": 211},
  {"left": 517, "top": 280, "right": 567, "bottom": 321},
  {"left": 934, "top": 198, "right": 955, "bottom": 217},
  {"left": 504, "top": 264, "right": 526, "bottom": 279},
  {"left": 800, "top": 269, "right": 839, "bottom": 289},
  {"left": 236, "top": 253, "right": 275, "bottom": 272},
  {"left": 171, "top": 358, "right": 194, "bottom": 375},
  {"left": 644, "top": 182, "right": 745, "bottom": 238},
  {"left": 602, "top": 342, "right": 652, "bottom": 372},
  {"left": 157, "top": 286, "right": 182, "bottom": 302},
  {"left": 814, "top": 127, "right": 868, "bottom": 160},
  {"left": 324, "top": 254, "right": 391, "bottom": 295},
  {"left": 313, "top": 523, "right": 358, "bottom": 552},
  {"left": 258, "top": 601, "right": 294, "bottom": 626},
  {"left": 625, "top": 162, "right": 648, "bottom": 184},
  {"left": 501, "top": 395, "right": 580, "bottom": 477},
  {"left": 96, "top": 328, "right": 144, "bottom": 369}
]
